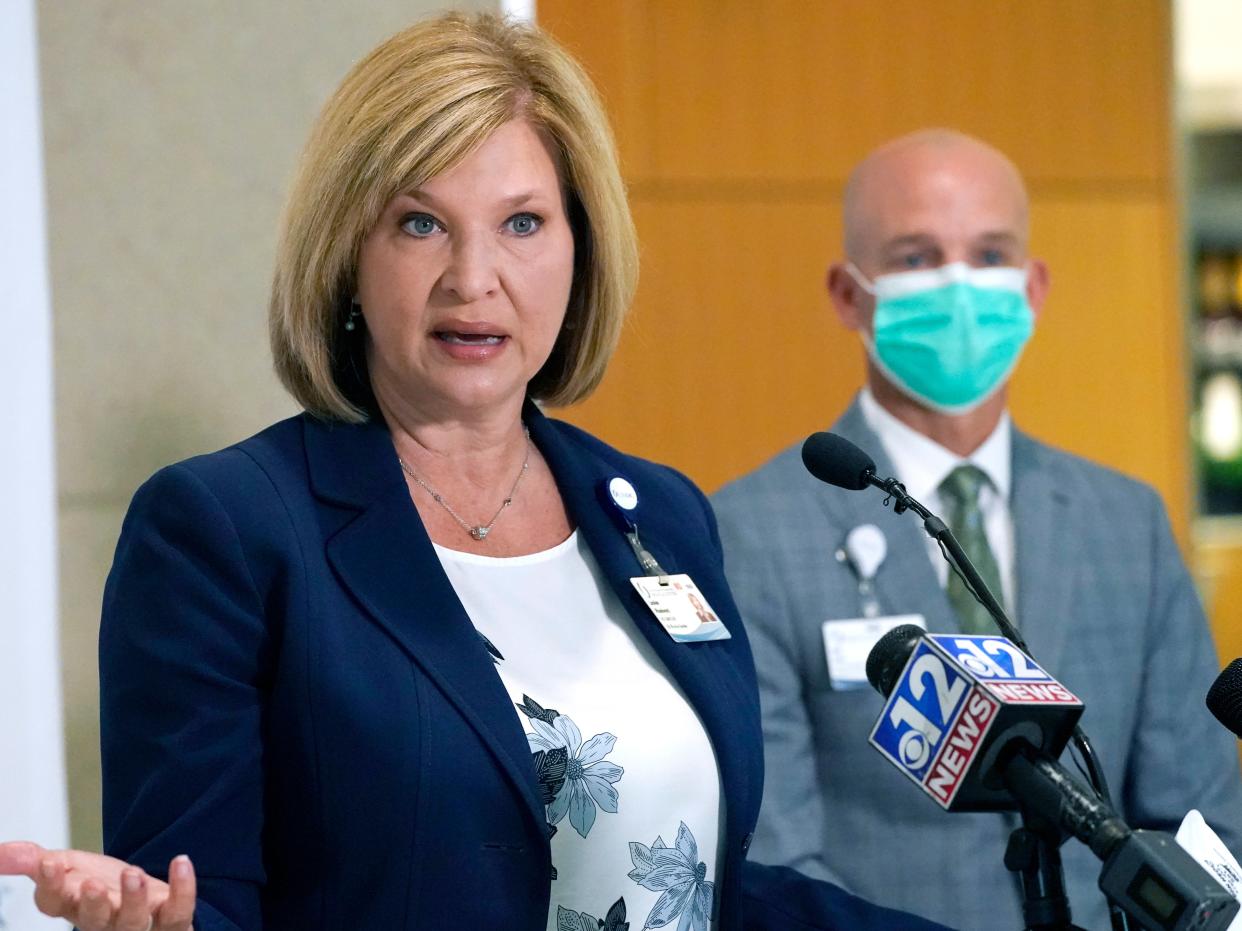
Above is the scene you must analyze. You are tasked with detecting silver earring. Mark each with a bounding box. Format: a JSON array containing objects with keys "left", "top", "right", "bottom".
[{"left": 345, "top": 303, "right": 362, "bottom": 332}]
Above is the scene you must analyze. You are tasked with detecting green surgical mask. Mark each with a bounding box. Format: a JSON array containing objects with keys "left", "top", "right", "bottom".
[{"left": 848, "top": 261, "right": 1034, "bottom": 415}]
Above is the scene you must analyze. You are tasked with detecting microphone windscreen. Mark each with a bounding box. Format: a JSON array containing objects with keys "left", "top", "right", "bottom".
[
  {"left": 1207, "top": 658, "right": 1242, "bottom": 739},
  {"left": 801, "top": 432, "right": 877, "bottom": 491},
  {"left": 865, "top": 623, "right": 927, "bottom": 697}
]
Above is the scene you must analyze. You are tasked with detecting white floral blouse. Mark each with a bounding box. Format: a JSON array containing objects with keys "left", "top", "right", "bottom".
[{"left": 435, "top": 531, "right": 725, "bottom": 931}]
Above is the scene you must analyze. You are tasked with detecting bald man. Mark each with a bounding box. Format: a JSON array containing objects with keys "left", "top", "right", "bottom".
[{"left": 711, "top": 130, "right": 1242, "bottom": 930}]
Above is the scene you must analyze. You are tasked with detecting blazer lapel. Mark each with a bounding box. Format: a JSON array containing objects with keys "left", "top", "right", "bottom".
[
  {"left": 1011, "top": 430, "right": 1077, "bottom": 672},
  {"left": 829, "top": 400, "right": 959, "bottom": 632},
  {"left": 303, "top": 416, "right": 548, "bottom": 834}
]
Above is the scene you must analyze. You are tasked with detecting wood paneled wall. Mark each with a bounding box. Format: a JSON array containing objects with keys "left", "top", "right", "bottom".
[{"left": 540, "top": 1, "right": 1188, "bottom": 537}]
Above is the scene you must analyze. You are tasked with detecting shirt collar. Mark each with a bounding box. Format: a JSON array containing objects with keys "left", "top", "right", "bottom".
[{"left": 858, "top": 388, "right": 1012, "bottom": 502}]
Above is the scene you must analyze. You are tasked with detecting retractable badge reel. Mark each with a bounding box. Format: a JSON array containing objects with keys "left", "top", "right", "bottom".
[
  {"left": 822, "top": 523, "right": 923, "bottom": 689},
  {"left": 600, "top": 476, "right": 731, "bottom": 643},
  {"left": 838, "top": 523, "right": 887, "bottom": 619}
]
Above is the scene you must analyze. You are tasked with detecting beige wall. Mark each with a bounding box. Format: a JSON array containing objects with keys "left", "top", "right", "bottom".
[{"left": 40, "top": 0, "right": 494, "bottom": 851}]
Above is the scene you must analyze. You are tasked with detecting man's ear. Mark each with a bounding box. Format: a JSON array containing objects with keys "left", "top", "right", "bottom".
[
  {"left": 828, "top": 262, "right": 871, "bottom": 331},
  {"left": 1026, "top": 258, "right": 1051, "bottom": 317}
]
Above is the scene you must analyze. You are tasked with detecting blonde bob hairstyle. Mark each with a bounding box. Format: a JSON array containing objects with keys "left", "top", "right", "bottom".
[{"left": 270, "top": 12, "right": 638, "bottom": 421}]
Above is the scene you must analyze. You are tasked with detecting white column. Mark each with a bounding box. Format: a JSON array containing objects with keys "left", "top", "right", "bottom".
[{"left": 0, "top": 0, "right": 71, "bottom": 927}]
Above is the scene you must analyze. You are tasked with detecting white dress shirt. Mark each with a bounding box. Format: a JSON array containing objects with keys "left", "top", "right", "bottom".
[{"left": 858, "top": 388, "right": 1017, "bottom": 616}]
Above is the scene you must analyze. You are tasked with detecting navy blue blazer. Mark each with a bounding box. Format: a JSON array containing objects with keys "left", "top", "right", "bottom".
[{"left": 99, "top": 404, "right": 948, "bottom": 930}]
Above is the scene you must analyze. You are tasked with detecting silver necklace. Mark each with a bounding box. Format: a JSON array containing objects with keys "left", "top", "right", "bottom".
[{"left": 398, "top": 427, "right": 532, "bottom": 541}]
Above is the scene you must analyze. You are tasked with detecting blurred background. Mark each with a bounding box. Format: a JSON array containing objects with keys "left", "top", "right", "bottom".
[{"left": 8, "top": 0, "right": 1242, "bottom": 855}]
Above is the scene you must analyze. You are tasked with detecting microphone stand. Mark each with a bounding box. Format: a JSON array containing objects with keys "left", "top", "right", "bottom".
[{"left": 864, "top": 471, "right": 1128, "bottom": 931}]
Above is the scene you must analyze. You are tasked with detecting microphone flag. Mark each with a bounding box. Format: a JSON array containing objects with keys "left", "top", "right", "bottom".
[{"left": 869, "top": 631, "right": 1083, "bottom": 811}]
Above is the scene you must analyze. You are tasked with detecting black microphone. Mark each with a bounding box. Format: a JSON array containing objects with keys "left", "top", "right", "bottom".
[
  {"left": 867, "top": 627, "right": 1239, "bottom": 931},
  {"left": 1207, "top": 659, "right": 1242, "bottom": 738},
  {"left": 801, "top": 431, "right": 877, "bottom": 491}
]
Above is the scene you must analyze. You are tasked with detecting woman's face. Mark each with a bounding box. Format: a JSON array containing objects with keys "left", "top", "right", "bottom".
[{"left": 356, "top": 119, "right": 576, "bottom": 422}]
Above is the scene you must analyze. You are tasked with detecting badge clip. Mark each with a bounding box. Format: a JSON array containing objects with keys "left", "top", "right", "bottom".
[
  {"left": 600, "top": 476, "right": 729, "bottom": 642},
  {"left": 599, "top": 476, "right": 668, "bottom": 576},
  {"left": 836, "top": 523, "right": 887, "bottom": 619}
]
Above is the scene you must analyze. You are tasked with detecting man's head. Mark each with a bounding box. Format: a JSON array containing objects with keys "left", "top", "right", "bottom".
[{"left": 828, "top": 130, "right": 1050, "bottom": 434}]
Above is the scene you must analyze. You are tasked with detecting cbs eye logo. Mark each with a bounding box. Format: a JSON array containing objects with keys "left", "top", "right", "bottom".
[
  {"left": 898, "top": 729, "right": 932, "bottom": 769},
  {"left": 947, "top": 636, "right": 1050, "bottom": 682},
  {"left": 957, "top": 654, "right": 994, "bottom": 677},
  {"left": 882, "top": 651, "right": 967, "bottom": 774}
]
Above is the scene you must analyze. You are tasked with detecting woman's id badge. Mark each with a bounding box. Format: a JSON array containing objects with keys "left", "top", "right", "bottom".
[{"left": 630, "top": 575, "right": 732, "bottom": 642}]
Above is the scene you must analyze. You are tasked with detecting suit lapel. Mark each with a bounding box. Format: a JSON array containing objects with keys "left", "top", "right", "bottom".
[
  {"left": 816, "top": 402, "right": 1079, "bottom": 656},
  {"left": 1011, "top": 430, "right": 1077, "bottom": 672},
  {"left": 829, "top": 401, "right": 960, "bottom": 632},
  {"left": 303, "top": 416, "right": 548, "bottom": 833}
]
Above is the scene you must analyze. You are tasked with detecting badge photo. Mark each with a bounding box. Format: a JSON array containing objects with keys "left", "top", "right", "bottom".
[{"left": 631, "top": 574, "right": 732, "bottom": 643}]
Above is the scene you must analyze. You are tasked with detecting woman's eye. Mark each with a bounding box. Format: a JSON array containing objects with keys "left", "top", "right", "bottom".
[
  {"left": 504, "top": 212, "right": 543, "bottom": 236},
  {"left": 900, "top": 253, "right": 927, "bottom": 269},
  {"left": 401, "top": 213, "right": 441, "bottom": 237}
]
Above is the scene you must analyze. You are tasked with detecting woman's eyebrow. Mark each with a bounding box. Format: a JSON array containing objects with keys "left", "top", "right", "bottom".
[{"left": 398, "top": 189, "right": 546, "bottom": 210}]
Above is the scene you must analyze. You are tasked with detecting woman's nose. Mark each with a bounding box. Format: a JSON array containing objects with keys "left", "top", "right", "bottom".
[{"left": 439, "top": 233, "right": 500, "bottom": 302}]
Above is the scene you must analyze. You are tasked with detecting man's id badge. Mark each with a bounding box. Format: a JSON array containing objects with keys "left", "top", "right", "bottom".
[
  {"left": 822, "top": 614, "right": 925, "bottom": 689},
  {"left": 631, "top": 574, "right": 732, "bottom": 642}
]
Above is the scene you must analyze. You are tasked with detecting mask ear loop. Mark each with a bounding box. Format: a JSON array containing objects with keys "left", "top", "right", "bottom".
[
  {"left": 844, "top": 261, "right": 877, "bottom": 295},
  {"left": 845, "top": 261, "right": 886, "bottom": 389}
]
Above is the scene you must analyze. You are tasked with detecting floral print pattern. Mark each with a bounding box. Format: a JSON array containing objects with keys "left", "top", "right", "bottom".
[
  {"left": 449, "top": 549, "right": 721, "bottom": 930},
  {"left": 627, "top": 822, "right": 714, "bottom": 931},
  {"left": 519, "top": 694, "right": 625, "bottom": 839},
  {"left": 557, "top": 897, "right": 630, "bottom": 931}
]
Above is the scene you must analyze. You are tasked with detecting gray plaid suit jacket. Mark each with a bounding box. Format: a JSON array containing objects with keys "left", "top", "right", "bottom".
[{"left": 711, "top": 397, "right": 1242, "bottom": 931}]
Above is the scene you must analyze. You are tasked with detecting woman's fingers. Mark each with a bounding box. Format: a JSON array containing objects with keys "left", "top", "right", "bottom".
[
  {"left": 158, "top": 855, "right": 196, "bottom": 931},
  {"left": 77, "top": 877, "right": 116, "bottom": 929},
  {"left": 31, "top": 856, "right": 72, "bottom": 918},
  {"left": 115, "top": 867, "right": 153, "bottom": 931},
  {"left": 0, "top": 843, "right": 192, "bottom": 929},
  {"left": 0, "top": 840, "right": 45, "bottom": 878}
]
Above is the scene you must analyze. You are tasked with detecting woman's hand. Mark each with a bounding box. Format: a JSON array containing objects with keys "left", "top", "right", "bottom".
[{"left": 0, "top": 841, "right": 195, "bottom": 930}]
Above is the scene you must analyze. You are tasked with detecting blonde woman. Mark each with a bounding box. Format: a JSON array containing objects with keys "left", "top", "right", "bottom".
[{"left": 1, "top": 14, "right": 948, "bottom": 931}]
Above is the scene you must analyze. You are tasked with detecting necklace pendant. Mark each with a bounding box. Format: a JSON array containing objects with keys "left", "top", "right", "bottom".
[{"left": 398, "top": 425, "right": 530, "bottom": 546}]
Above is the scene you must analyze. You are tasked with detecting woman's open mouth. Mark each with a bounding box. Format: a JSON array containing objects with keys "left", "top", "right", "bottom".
[{"left": 436, "top": 331, "right": 506, "bottom": 346}]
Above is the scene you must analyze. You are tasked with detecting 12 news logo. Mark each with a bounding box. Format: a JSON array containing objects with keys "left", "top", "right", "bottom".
[{"left": 869, "top": 635, "right": 1082, "bottom": 809}]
